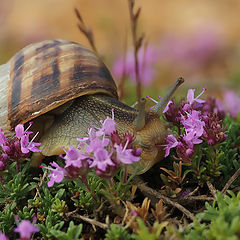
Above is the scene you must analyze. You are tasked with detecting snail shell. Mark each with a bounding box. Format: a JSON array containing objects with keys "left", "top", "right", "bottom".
[{"left": 0, "top": 39, "right": 117, "bottom": 136}]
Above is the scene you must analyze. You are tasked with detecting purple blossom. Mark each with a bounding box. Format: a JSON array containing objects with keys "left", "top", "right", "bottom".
[
  {"left": 164, "top": 135, "right": 179, "bottom": 157},
  {"left": 219, "top": 90, "right": 240, "bottom": 118},
  {"left": 85, "top": 136, "right": 109, "bottom": 154},
  {"left": 40, "top": 162, "right": 66, "bottom": 187},
  {"left": 97, "top": 109, "right": 116, "bottom": 136},
  {"left": 62, "top": 146, "right": 88, "bottom": 168},
  {"left": 175, "top": 137, "right": 195, "bottom": 164},
  {"left": 183, "top": 88, "right": 206, "bottom": 111},
  {"left": 181, "top": 110, "right": 205, "bottom": 138},
  {"left": 183, "top": 131, "right": 203, "bottom": 148},
  {"left": 20, "top": 133, "right": 41, "bottom": 154},
  {"left": 202, "top": 113, "right": 227, "bottom": 146},
  {"left": 0, "top": 232, "right": 8, "bottom": 240},
  {"left": 90, "top": 148, "right": 115, "bottom": 172},
  {"left": 181, "top": 189, "right": 191, "bottom": 197},
  {"left": 187, "top": 88, "right": 206, "bottom": 105},
  {"left": 14, "top": 123, "right": 41, "bottom": 154},
  {"left": 15, "top": 123, "right": 32, "bottom": 139},
  {"left": 115, "top": 140, "right": 140, "bottom": 164},
  {"left": 0, "top": 154, "right": 8, "bottom": 171},
  {"left": 14, "top": 219, "right": 39, "bottom": 239},
  {"left": 163, "top": 100, "right": 182, "bottom": 124},
  {"left": 201, "top": 97, "right": 225, "bottom": 119}
]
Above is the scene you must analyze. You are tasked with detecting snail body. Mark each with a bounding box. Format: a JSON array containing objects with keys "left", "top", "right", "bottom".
[{"left": 0, "top": 39, "right": 183, "bottom": 173}]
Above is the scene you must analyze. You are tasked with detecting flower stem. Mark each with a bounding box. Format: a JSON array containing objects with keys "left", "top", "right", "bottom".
[
  {"left": 80, "top": 176, "right": 97, "bottom": 202},
  {"left": 123, "top": 165, "right": 128, "bottom": 184}
]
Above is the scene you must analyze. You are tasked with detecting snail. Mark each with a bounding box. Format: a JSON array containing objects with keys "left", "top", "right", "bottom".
[{"left": 0, "top": 39, "right": 184, "bottom": 174}]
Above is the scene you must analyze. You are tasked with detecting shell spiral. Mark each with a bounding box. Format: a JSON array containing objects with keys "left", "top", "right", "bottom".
[{"left": 0, "top": 39, "right": 118, "bottom": 133}]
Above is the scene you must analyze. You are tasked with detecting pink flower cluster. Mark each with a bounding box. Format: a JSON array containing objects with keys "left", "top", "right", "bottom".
[
  {"left": 148, "top": 88, "right": 227, "bottom": 163},
  {"left": 42, "top": 111, "right": 142, "bottom": 187},
  {"left": 0, "top": 217, "right": 39, "bottom": 240},
  {"left": 0, "top": 122, "right": 41, "bottom": 172}
]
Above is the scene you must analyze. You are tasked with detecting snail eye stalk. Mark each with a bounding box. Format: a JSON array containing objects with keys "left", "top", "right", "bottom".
[{"left": 152, "top": 77, "right": 184, "bottom": 115}]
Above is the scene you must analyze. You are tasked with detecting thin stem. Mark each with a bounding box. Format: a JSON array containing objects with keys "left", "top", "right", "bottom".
[
  {"left": 128, "top": 0, "right": 144, "bottom": 103},
  {"left": 222, "top": 167, "right": 240, "bottom": 195},
  {"left": 80, "top": 176, "right": 97, "bottom": 202},
  {"left": 74, "top": 8, "right": 99, "bottom": 57},
  {"left": 123, "top": 165, "right": 128, "bottom": 184},
  {"left": 108, "top": 178, "right": 114, "bottom": 188}
]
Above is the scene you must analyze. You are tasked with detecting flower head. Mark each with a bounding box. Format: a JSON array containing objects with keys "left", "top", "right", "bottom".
[
  {"left": 181, "top": 110, "right": 205, "bottom": 138},
  {"left": 164, "top": 135, "right": 179, "bottom": 157},
  {"left": 97, "top": 109, "right": 116, "bottom": 136},
  {"left": 219, "top": 90, "right": 240, "bottom": 118},
  {"left": 0, "top": 232, "right": 8, "bottom": 240},
  {"left": 62, "top": 146, "right": 88, "bottom": 168},
  {"left": 183, "top": 88, "right": 206, "bottom": 111},
  {"left": 14, "top": 219, "right": 39, "bottom": 239},
  {"left": 115, "top": 140, "right": 141, "bottom": 164},
  {"left": 20, "top": 133, "right": 41, "bottom": 154},
  {"left": 40, "top": 162, "right": 66, "bottom": 187},
  {"left": 90, "top": 148, "right": 115, "bottom": 172},
  {"left": 202, "top": 113, "right": 227, "bottom": 146}
]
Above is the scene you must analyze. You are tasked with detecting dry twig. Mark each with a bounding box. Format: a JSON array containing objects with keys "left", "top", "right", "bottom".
[
  {"left": 128, "top": 0, "right": 144, "bottom": 103},
  {"left": 33, "top": 170, "right": 48, "bottom": 200},
  {"left": 72, "top": 213, "right": 109, "bottom": 230},
  {"left": 207, "top": 181, "right": 217, "bottom": 198},
  {"left": 222, "top": 168, "right": 240, "bottom": 195},
  {"left": 134, "top": 178, "right": 195, "bottom": 221},
  {"left": 74, "top": 7, "right": 99, "bottom": 56},
  {"left": 179, "top": 195, "right": 214, "bottom": 203}
]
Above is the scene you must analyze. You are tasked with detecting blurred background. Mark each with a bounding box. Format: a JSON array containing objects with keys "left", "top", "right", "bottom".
[{"left": 1, "top": 0, "right": 240, "bottom": 101}]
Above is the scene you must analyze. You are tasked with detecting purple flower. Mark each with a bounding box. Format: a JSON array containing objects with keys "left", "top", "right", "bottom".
[
  {"left": 0, "top": 232, "right": 8, "bottom": 240},
  {"left": 201, "top": 97, "right": 225, "bottom": 119},
  {"left": 90, "top": 148, "right": 115, "bottom": 172},
  {"left": 219, "top": 90, "right": 240, "bottom": 118},
  {"left": 20, "top": 134, "right": 41, "bottom": 154},
  {"left": 181, "top": 110, "right": 205, "bottom": 138},
  {"left": 175, "top": 138, "right": 195, "bottom": 164},
  {"left": 14, "top": 123, "right": 41, "bottom": 154},
  {"left": 183, "top": 131, "right": 202, "bottom": 149},
  {"left": 0, "top": 154, "right": 8, "bottom": 171},
  {"left": 40, "top": 162, "right": 66, "bottom": 187},
  {"left": 85, "top": 136, "right": 109, "bottom": 154},
  {"left": 14, "top": 219, "right": 39, "bottom": 239},
  {"left": 97, "top": 109, "right": 117, "bottom": 136},
  {"left": 163, "top": 100, "right": 182, "bottom": 124},
  {"left": 164, "top": 135, "right": 179, "bottom": 157},
  {"left": 62, "top": 146, "right": 88, "bottom": 168},
  {"left": 202, "top": 113, "right": 227, "bottom": 146},
  {"left": 115, "top": 141, "right": 140, "bottom": 164},
  {"left": 187, "top": 88, "right": 206, "bottom": 105},
  {"left": 183, "top": 88, "right": 206, "bottom": 112}
]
